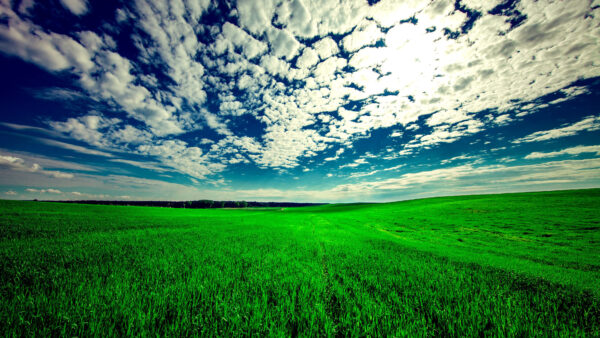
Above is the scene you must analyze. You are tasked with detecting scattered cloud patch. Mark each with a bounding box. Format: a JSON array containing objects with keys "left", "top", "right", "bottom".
[
  {"left": 525, "top": 145, "right": 600, "bottom": 159},
  {"left": 0, "top": 154, "right": 74, "bottom": 179},
  {"left": 26, "top": 188, "right": 62, "bottom": 194},
  {"left": 0, "top": 150, "right": 97, "bottom": 172},
  {"left": 109, "top": 159, "right": 171, "bottom": 172},
  {"left": 383, "top": 164, "right": 405, "bottom": 172},
  {"left": 514, "top": 115, "right": 600, "bottom": 143},
  {"left": 59, "top": 0, "right": 88, "bottom": 16},
  {"left": 331, "top": 158, "right": 600, "bottom": 196},
  {"left": 0, "top": 123, "right": 63, "bottom": 138},
  {"left": 441, "top": 154, "right": 478, "bottom": 165},
  {"left": 340, "top": 158, "right": 368, "bottom": 169},
  {"left": 36, "top": 137, "right": 114, "bottom": 157}
]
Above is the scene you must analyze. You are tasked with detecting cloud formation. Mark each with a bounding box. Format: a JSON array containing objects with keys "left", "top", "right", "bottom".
[
  {"left": 59, "top": 0, "right": 88, "bottom": 16},
  {"left": 0, "top": 0, "right": 599, "bottom": 200},
  {"left": 514, "top": 115, "right": 600, "bottom": 143},
  {"left": 525, "top": 145, "right": 600, "bottom": 159},
  {"left": 0, "top": 154, "right": 74, "bottom": 179},
  {"left": 26, "top": 188, "right": 62, "bottom": 194}
]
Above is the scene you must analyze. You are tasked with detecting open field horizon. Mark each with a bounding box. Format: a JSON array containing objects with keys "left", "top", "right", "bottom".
[
  {"left": 1, "top": 188, "right": 599, "bottom": 336},
  {"left": 20, "top": 186, "right": 600, "bottom": 205}
]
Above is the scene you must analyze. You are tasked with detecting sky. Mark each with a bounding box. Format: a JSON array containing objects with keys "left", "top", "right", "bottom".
[{"left": 0, "top": 0, "right": 599, "bottom": 203}]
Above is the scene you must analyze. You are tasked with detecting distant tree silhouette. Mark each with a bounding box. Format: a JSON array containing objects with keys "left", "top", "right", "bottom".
[{"left": 46, "top": 199, "right": 326, "bottom": 209}]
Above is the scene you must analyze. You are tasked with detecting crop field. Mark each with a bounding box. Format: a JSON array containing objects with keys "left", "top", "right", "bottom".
[{"left": 1, "top": 189, "right": 599, "bottom": 336}]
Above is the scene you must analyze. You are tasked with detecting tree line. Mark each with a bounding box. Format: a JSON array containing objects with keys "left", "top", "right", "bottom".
[{"left": 45, "top": 200, "right": 326, "bottom": 208}]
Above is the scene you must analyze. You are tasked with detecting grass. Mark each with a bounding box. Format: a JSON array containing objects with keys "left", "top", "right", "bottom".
[{"left": 0, "top": 189, "right": 599, "bottom": 336}]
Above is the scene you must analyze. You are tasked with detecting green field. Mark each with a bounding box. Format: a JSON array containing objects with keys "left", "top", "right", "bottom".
[{"left": 1, "top": 189, "right": 599, "bottom": 336}]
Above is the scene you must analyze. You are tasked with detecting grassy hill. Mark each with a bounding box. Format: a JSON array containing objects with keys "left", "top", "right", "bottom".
[{"left": 1, "top": 189, "right": 599, "bottom": 336}]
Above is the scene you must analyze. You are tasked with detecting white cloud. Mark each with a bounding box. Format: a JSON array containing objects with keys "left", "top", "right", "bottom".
[
  {"left": 0, "top": 150, "right": 98, "bottom": 172},
  {"left": 426, "top": 110, "right": 470, "bottom": 127},
  {"left": 88, "top": 50, "right": 184, "bottom": 136},
  {"left": 341, "top": 21, "right": 383, "bottom": 52},
  {"left": 440, "top": 154, "right": 477, "bottom": 165},
  {"left": 260, "top": 54, "right": 290, "bottom": 77},
  {"left": 561, "top": 86, "right": 590, "bottom": 98},
  {"left": 497, "top": 157, "right": 515, "bottom": 163},
  {"left": 219, "top": 100, "right": 246, "bottom": 116},
  {"left": 109, "top": 125, "right": 152, "bottom": 145},
  {"left": 347, "top": 46, "right": 386, "bottom": 70},
  {"left": 313, "top": 56, "right": 346, "bottom": 82},
  {"left": 296, "top": 47, "right": 319, "bottom": 69},
  {"left": 47, "top": 113, "right": 152, "bottom": 150},
  {"left": 138, "top": 140, "right": 226, "bottom": 179},
  {"left": 236, "top": 0, "right": 278, "bottom": 35},
  {"left": 0, "top": 154, "right": 74, "bottom": 179},
  {"left": 405, "top": 119, "right": 484, "bottom": 151},
  {"left": 514, "top": 115, "right": 600, "bottom": 143},
  {"left": 59, "top": 0, "right": 88, "bottom": 16},
  {"left": 0, "top": 5, "right": 86, "bottom": 71},
  {"left": 494, "top": 114, "right": 512, "bottom": 126},
  {"left": 406, "top": 124, "right": 420, "bottom": 131},
  {"left": 4, "top": 190, "right": 17, "bottom": 196},
  {"left": 324, "top": 147, "right": 345, "bottom": 162},
  {"left": 267, "top": 27, "right": 301, "bottom": 60},
  {"left": 274, "top": 0, "right": 315, "bottom": 37},
  {"left": 419, "top": 0, "right": 467, "bottom": 31},
  {"left": 525, "top": 145, "right": 600, "bottom": 159},
  {"left": 369, "top": 0, "right": 429, "bottom": 28},
  {"left": 109, "top": 159, "right": 171, "bottom": 172},
  {"left": 243, "top": 0, "right": 368, "bottom": 40},
  {"left": 220, "top": 22, "right": 267, "bottom": 59},
  {"left": 460, "top": 0, "right": 503, "bottom": 13},
  {"left": 1, "top": 122, "right": 64, "bottom": 138},
  {"left": 383, "top": 164, "right": 405, "bottom": 171},
  {"left": 340, "top": 158, "right": 368, "bottom": 169},
  {"left": 312, "top": 37, "right": 339, "bottom": 59},
  {"left": 349, "top": 169, "right": 381, "bottom": 178},
  {"left": 0, "top": 1, "right": 187, "bottom": 137},
  {"left": 49, "top": 113, "right": 120, "bottom": 147},
  {"left": 26, "top": 188, "right": 63, "bottom": 194},
  {"left": 67, "top": 191, "right": 128, "bottom": 199},
  {"left": 134, "top": 0, "right": 211, "bottom": 111},
  {"left": 332, "top": 158, "right": 600, "bottom": 195},
  {"left": 36, "top": 138, "right": 114, "bottom": 157},
  {"left": 32, "top": 87, "right": 87, "bottom": 102},
  {"left": 247, "top": 126, "right": 329, "bottom": 169}
]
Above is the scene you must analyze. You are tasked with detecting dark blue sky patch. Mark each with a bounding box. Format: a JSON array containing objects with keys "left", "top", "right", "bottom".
[{"left": 489, "top": 0, "right": 528, "bottom": 29}]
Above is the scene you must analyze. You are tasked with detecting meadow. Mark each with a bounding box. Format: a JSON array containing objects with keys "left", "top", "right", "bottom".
[{"left": 0, "top": 189, "right": 599, "bottom": 336}]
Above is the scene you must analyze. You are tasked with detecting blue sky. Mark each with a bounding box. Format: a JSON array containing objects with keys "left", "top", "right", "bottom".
[{"left": 0, "top": 0, "right": 599, "bottom": 202}]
